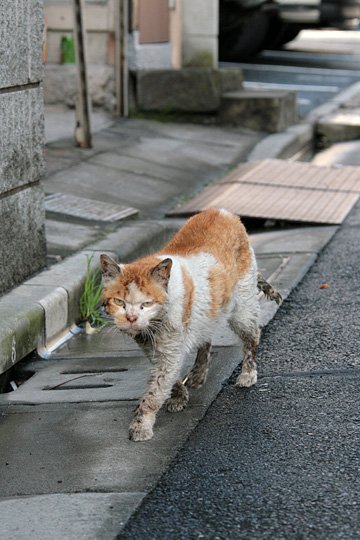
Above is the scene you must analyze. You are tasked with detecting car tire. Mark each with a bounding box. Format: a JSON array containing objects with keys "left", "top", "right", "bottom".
[
  {"left": 219, "top": 4, "right": 270, "bottom": 61},
  {"left": 264, "top": 21, "right": 301, "bottom": 49}
]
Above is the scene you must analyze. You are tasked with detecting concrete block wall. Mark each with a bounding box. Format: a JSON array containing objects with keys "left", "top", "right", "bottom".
[{"left": 0, "top": 0, "right": 46, "bottom": 295}]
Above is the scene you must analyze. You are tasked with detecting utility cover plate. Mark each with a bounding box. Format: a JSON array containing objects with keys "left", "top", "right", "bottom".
[
  {"left": 45, "top": 193, "right": 138, "bottom": 223},
  {"left": 167, "top": 159, "right": 360, "bottom": 224}
]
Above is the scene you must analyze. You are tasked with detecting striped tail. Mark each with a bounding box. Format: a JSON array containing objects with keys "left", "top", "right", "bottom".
[{"left": 257, "top": 273, "right": 283, "bottom": 305}]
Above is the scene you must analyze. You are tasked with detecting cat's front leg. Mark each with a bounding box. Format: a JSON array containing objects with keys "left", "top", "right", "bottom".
[{"left": 129, "top": 338, "right": 184, "bottom": 442}]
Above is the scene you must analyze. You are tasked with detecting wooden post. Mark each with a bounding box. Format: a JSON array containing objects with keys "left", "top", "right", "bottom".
[
  {"left": 73, "top": 0, "right": 92, "bottom": 148},
  {"left": 115, "top": 0, "right": 129, "bottom": 117}
]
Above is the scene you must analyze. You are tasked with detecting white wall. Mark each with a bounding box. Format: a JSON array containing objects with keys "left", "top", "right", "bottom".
[{"left": 182, "top": 0, "right": 218, "bottom": 68}]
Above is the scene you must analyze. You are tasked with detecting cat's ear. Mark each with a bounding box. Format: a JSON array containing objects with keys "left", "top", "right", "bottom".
[
  {"left": 151, "top": 258, "right": 172, "bottom": 289},
  {"left": 100, "top": 254, "right": 123, "bottom": 283}
]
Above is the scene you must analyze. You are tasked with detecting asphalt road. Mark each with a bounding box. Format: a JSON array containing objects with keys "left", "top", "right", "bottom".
[{"left": 119, "top": 156, "right": 360, "bottom": 536}]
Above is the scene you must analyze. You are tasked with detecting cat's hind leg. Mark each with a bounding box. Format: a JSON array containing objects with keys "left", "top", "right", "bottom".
[
  {"left": 235, "top": 328, "right": 260, "bottom": 387},
  {"left": 229, "top": 280, "right": 260, "bottom": 388},
  {"left": 166, "top": 380, "right": 189, "bottom": 412},
  {"left": 186, "top": 342, "right": 212, "bottom": 389}
]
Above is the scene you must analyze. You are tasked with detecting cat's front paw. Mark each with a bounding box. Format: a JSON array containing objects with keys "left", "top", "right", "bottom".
[{"left": 128, "top": 416, "right": 154, "bottom": 442}]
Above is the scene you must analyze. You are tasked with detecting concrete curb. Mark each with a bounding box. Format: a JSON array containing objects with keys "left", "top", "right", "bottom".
[{"left": 2, "top": 81, "right": 360, "bottom": 374}]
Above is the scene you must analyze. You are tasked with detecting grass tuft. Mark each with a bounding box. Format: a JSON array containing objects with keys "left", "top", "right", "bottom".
[{"left": 79, "top": 255, "right": 107, "bottom": 328}]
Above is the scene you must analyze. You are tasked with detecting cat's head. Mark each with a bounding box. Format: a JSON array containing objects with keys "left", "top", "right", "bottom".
[{"left": 100, "top": 254, "right": 172, "bottom": 335}]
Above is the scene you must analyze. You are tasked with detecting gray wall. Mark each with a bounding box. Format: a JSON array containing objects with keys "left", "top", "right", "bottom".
[{"left": 0, "top": 0, "right": 46, "bottom": 295}]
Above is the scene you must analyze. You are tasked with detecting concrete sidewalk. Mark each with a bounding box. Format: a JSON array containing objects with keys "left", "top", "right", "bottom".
[{"left": 1, "top": 82, "right": 360, "bottom": 538}]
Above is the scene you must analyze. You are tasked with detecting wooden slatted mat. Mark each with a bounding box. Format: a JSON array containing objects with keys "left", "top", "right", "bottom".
[{"left": 168, "top": 159, "right": 360, "bottom": 224}]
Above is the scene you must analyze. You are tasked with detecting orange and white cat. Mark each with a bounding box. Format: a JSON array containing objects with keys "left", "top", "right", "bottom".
[{"left": 101, "top": 208, "right": 281, "bottom": 442}]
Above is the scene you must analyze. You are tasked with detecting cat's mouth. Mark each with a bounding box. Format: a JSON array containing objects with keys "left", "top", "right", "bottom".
[
  {"left": 125, "top": 327, "right": 140, "bottom": 336},
  {"left": 122, "top": 323, "right": 144, "bottom": 336},
  {"left": 118, "top": 320, "right": 160, "bottom": 337}
]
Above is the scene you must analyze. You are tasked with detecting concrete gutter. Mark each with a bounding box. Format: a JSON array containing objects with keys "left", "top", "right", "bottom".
[{"left": 2, "top": 81, "right": 360, "bottom": 375}]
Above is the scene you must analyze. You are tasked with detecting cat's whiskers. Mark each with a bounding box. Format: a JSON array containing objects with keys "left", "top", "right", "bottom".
[
  {"left": 145, "top": 326, "right": 157, "bottom": 353},
  {"left": 102, "top": 325, "right": 120, "bottom": 339}
]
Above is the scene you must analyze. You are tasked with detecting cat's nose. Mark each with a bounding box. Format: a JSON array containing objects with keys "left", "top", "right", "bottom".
[{"left": 126, "top": 314, "right": 138, "bottom": 323}]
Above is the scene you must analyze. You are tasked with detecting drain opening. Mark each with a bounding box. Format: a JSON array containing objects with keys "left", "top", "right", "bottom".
[
  {"left": 0, "top": 351, "right": 40, "bottom": 394},
  {"left": 61, "top": 368, "right": 128, "bottom": 374},
  {"left": 43, "top": 384, "right": 113, "bottom": 391}
]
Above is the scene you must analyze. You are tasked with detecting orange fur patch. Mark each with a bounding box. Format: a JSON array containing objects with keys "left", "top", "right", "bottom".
[
  {"left": 102, "top": 255, "right": 168, "bottom": 306},
  {"left": 161, "top": 209, "right": 251, "bottom": 279},
  {"left": 181, "top": 266, "right": 195, "bottom": 327},
  {"left": 207, "top": 267, "right": 232, "bottom": 318}
]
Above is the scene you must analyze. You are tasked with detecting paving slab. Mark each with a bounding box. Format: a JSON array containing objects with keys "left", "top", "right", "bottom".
[
  {"left": 0, "top": 346, "right": 244, "bottom": 497},
  {"left": 109, "top": 118, "right": 259, "bottom": 149},
  {"left": 0, "top": 493, "right": 144, "bottom": 540},
  {"left": 88, "top": 152, "right": 198, "bottom": 184},
  {"left": 251, "top": 226, "right": 338, "bottom": 255},
  {"left": 44, "top": 118, "right": 261, "bottom": 222},
  {"left": 45, "top": 105, "right": 113, "bottom": 144},
  {"left": 45, "top": 219, "right": 104, "bottom": 257},
  {"left": 113, "top": 135, "right": 246, "bottom": 170},
  {"left": 45, "top": 162, "right": 179, "bottom": 215},
  {"left": 51, "top": 329, "right": 140, "bottom": 358}
]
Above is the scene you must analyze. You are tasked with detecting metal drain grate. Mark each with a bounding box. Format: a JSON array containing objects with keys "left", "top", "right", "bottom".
[{"left": 45, "top": 193, "right": 138, "bottom": 223}]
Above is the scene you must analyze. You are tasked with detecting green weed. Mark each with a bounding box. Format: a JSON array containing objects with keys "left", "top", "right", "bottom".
[{"left": 79, "top": 255, "right": 107, "bottom": 329}]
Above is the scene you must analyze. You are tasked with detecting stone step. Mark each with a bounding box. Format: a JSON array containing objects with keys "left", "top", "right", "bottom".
[
  {"left": 136, "top": 68, "right": 243, "bottom": 113},
  {"left": 316, "top": 108, "right": 360, "bottom": 147},
  {"left": 219, "top": 89, "right": 298, "bottom": 133}
]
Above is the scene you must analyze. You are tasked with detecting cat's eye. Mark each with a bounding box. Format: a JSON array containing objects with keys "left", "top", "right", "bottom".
[
  {"left": 141, "top": 301, "right": 154, "bottom": 308},
  {"left": 113, "top": 298, "right": 125, "bottom": 307}
]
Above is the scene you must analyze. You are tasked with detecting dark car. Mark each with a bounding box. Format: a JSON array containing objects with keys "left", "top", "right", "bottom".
[{"left": 219, "top": 0, "right": 360, "bottom": 60}]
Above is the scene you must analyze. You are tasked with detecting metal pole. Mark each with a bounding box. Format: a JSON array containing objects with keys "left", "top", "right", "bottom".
[
  {"left": 73, "top": 0, "right": 92, "bottom": 147},
  {"left": 115, "top": 0, "right": 129, "bottom": 117}
]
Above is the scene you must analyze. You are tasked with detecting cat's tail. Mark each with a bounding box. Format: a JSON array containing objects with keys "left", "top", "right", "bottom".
[{"left": 257, "top": 273, "right": 283, "bottom": 305}]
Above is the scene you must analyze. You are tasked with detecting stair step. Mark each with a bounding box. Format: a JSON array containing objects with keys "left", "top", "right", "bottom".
[
  {"left": 317, "top": 108, "right": 360, "bottom": 147},
  {"left": 220, "top": 89, "right": 297, "bottom": 133}
]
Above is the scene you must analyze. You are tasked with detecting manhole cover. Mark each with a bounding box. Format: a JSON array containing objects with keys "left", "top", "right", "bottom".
[{"left": 45, "top": 193, "right": 138, "bottom": 223}]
